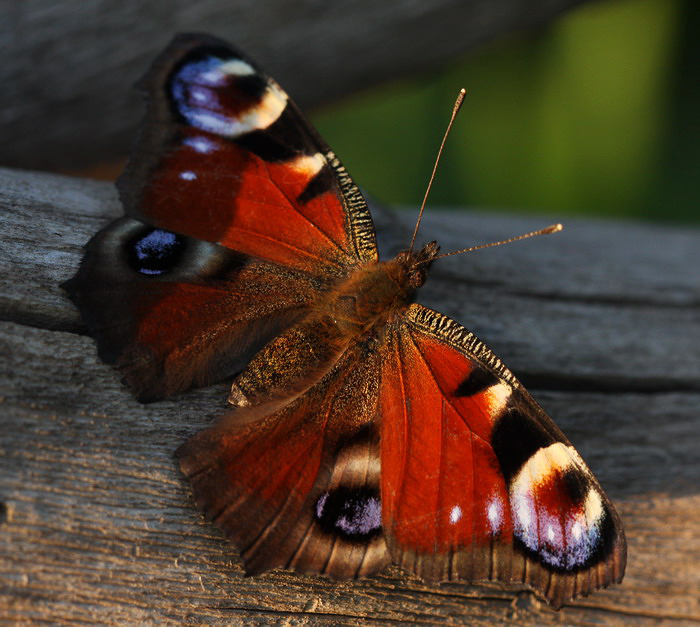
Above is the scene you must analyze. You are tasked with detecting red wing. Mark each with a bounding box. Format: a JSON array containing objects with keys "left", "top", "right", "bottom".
[
  {"left": 64, "top": 34, "right": 378, "bottom": 400},
  {"left": 379, "top": 304, "right": 626, "bottom": 608},
  {"left": 63, "top": 217, "right": 324, "bottom": 401},
  {"left": 118, "top": 33, "right": 377, "bottom": 276},
  {"left": 176, "top": 341, "right": 390, "bottom": 578}
]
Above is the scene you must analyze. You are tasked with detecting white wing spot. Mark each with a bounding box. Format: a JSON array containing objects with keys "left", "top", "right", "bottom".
[
  {"left": 584, "top": 485, "right": 605, "bottom": 526},
  {"left": 486, "top": 495, "right": 504, "bottom": 534},
  {"left": 289, "top": 153, "right": 326, "bottom": 178},
  {"left": 571, "top": 521, "right": 583, "bottom": 541},
  {"left": 184, "top": 136, "right": 217, "bottom": 154},
  {"left": 219, "top": 59, "right": 256, "bottom": 77},
  {"left": 191, "top": 87, "right": 209, "bottom": 103},
  {"left": 484, "top": 382, "right": 511, "bottom": 418}
]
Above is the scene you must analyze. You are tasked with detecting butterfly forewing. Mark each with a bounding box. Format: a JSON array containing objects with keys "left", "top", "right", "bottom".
[{"left": 119, "top": 33, "right": 377, "bottom": 276}]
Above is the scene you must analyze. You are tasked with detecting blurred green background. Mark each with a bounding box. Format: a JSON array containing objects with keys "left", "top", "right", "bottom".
[{"left": 312, "top": 0, "right": 698, "bottom": 223}]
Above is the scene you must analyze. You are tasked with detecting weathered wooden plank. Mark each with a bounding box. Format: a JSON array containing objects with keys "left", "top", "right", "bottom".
[
  {"left": 1, "top": 168, "right": 699, "bottom": 624},
  {"left": 0, "top": 0, "right": 591, "bottom": 171}
]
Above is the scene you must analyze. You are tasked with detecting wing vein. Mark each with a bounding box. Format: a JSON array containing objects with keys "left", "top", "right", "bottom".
[
  {"left": 227, "top": 227, "right": 345, "bottom": 268},
  {"left": 404, "top": 330, "right": 492, "bottom": 449},
  {"left": 260, "top": 159, "right": 350, "bottom": 257},
  {"left": 395, "top": 336, "right": 410, "bottom": 527}
]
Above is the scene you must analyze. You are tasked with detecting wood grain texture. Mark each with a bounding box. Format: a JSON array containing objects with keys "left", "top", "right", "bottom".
[
  {"left": 0, "top": 0, "right": 590, "bottom": 172},
  {"left": 1, "top": 167, "right": 699, "bottom": 624}
]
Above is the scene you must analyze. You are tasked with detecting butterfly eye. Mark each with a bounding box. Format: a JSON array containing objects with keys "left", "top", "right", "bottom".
[{"left": 408, "top": 268, "right": 426, "bottom": 289}]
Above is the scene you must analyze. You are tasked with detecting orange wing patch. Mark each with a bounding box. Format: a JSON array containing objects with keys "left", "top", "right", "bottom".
[{"left": 380, "top": 325, "right": 514, "bottom": 557}]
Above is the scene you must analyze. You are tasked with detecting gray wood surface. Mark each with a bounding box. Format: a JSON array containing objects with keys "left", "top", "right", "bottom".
[
  {"left": 1, "top": 167, "right": 699, "bottom": 624},
  {"left": 0, "top": 0, "right": 590, "bottom": 172}
]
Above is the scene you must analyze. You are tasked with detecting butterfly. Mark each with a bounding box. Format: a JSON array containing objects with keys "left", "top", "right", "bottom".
[{"left": 63, "top": 33, "right": 626, "bottom": 609}]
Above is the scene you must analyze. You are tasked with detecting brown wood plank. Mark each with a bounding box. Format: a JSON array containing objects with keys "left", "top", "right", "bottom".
[{"left": 1, "top": 168, "right": 699, "bottom": 624}]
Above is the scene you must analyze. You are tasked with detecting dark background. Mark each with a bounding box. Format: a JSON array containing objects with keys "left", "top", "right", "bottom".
[{"left": 1, "top": 0, "right": 696, "bottom": 223}]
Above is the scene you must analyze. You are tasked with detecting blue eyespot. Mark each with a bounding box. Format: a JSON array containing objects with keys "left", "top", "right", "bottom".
[
  {"left": 127, "top": 228, "right": 185, "bottom": 275},
  {"left": 168, "top": 51, "right": 270, "bottom": 137},
  {"left": 315, "top": 487, "right": 381, "bottom": 541}
]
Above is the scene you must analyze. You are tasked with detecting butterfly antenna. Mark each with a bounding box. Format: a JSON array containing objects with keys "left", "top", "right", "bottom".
[
  {"left": 435, "top": 223, "right": 563, "bottom": 260},
  {"left": 409, "top": 88, "right": 466, "bottom": 253}
]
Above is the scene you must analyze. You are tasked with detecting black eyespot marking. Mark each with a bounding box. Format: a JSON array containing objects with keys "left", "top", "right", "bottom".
[
  {"left": 125, "top": 228, "right": 186, "bottom": 276},
  {"left": 177, "top": 44, "right": 244, "bottom": 67},
  {"left": 297, "top": 165, "right": 335, "bottom": 204},
  {"left": 455, "top": 368, "right": 500, "bottom": 398},
  {"left": 491, "top": 407, "right": 559, "bottom": 482},
  {"left": 235, "top": 106, "right": 317, "bottom": 162},
  {"left": 315, "top": 487, "right": 381, "bottom": 541},
  {"left": 233, "top": 73, "right": 268, "bottom": 101},
  {"left": 235, "top": 129, "right": 296, "bottom": 162},
  {"left": 590, "top": 502, "right": 618, "bottom": 566},
  {"left": 562, "top": 467, "right": 588, "bottom": 504},
  {"left": 331, "top": 424, "right": 378, "bottom": 457}
]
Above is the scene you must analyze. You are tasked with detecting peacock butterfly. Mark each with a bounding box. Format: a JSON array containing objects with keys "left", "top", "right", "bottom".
[{"left": 63, "top": 33, "right": 626, "bottom": 608}]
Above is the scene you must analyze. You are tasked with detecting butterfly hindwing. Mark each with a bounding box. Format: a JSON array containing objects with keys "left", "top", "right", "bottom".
[
  {"left": 379, "top": 304, "right": 626, "bottom": 608},
  {"left": 63, "top": 218, "right": 323, "bottom": 400},
  {"left": 176, "top": 340, "right": 390, "bottom": 578}
]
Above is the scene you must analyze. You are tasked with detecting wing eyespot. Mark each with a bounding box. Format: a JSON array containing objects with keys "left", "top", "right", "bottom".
[
  {"left": 315, "top": 486, "right": 382, "bottom": 542},
  {"left": 125, "top": 227, "right": 186, "bottom": 276}
]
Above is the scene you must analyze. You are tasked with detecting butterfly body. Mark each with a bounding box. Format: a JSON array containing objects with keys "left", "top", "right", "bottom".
[
  {"left": 63, "top": 34, "right": 625, "bottom": 608},
  {"left": 224, "top": 242, "right": 437, "bottom": 422}
]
